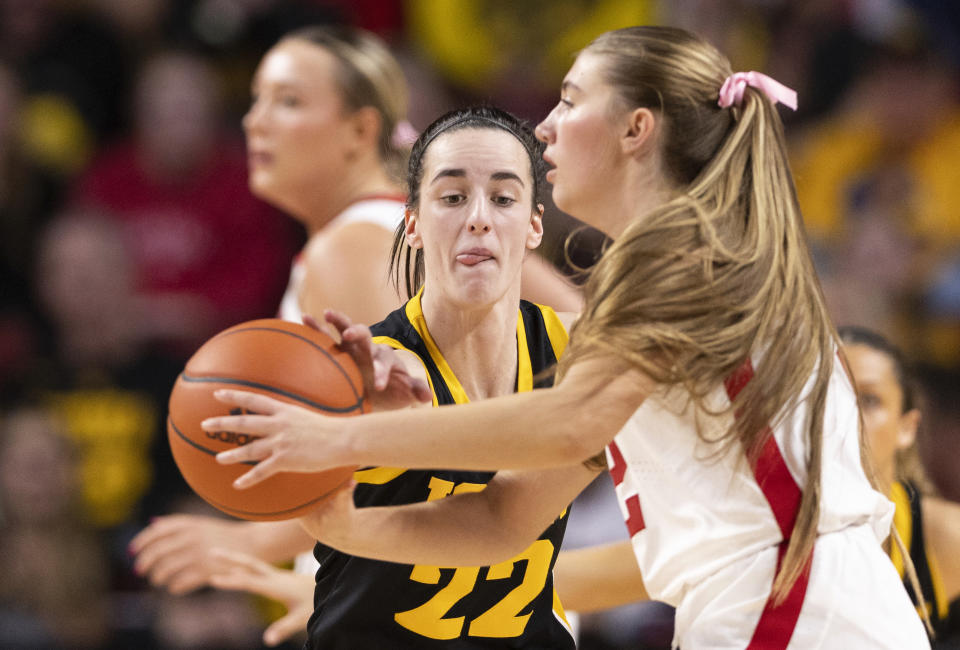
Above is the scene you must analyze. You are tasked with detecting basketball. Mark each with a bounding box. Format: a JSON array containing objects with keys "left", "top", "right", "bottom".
[{"left": 167, "top": 319, "right": 365, "bottom": 521}]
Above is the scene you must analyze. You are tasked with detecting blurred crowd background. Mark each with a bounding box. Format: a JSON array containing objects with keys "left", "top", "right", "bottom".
[{"left": 0, "top": 0, "right": 958, "bottom": 648}]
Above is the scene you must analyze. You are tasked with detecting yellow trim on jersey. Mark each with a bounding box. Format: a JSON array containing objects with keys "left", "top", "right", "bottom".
[
  {"left": 552, "top": 587, "right": 571, "bottom": 629},
  {"left": 405, "top": 291, "right": 470, "bottom": 404},
  {"left": 406, "top": 288, "right": 538, "bottom": 400},
  {"left": 537, "top": 304, "right": 569, "bottom": 362},
  {"left": 889, "top": 481, "right": 950, "bottom": 621},
  {"left": 516, "top": 314, "right": 533, "bottom": 392},
  {"left": 353, "top": 467, "right": 408, "bottom": 485},
  {"left": 890, "top": 481, "right": 910, "bottom": 577}
]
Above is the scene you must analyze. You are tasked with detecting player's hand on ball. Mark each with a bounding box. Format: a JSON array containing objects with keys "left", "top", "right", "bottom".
[
  {"left": 320, "top": 310, "right": 432, "bottom": 410},
  {"left": 129, "top": 514, "right": 248, "bottom": 594},
  {"left": 206, "top": 390, "right": 349, "bottom": 487},
  {"left": 207, "top": 549, "right": 313, "bottom": 647}
]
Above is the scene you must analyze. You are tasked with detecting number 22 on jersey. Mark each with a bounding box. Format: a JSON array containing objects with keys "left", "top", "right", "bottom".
[{"left": 393, "top": 476, "right": 556, "bottom": 640}]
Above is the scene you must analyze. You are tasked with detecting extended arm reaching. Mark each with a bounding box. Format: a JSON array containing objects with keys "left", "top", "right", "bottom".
[
  {"left": 130, "top": 517, "right": 314, "bottom": 593},
  {"left": 299, "top": 463, "right": 599, "bottom": 567},
  {"left": 554, "top": 541, "right": 648, "bottom": 612},
  {"left": 208, "top": 549, "right": 314, "bottom": 647},
  {"left": 209, "top": 358, "right": 650, "bottom": 487}
]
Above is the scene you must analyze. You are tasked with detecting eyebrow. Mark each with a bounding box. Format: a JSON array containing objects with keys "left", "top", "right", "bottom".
[
  {"left": 491, "top": 171, "right": 524, "bottom": 185},
  {"left": 252, "top": 79, "right": 299, "bottom": 93},
  {"left": 561, "top": 80, "right": 582, "bottom": 94},
  {"left": 431, "top": 168, "right": 466, "bottom": 183},
  {"left": 430, "top": 169, "right": 525, "bottom": 186}
]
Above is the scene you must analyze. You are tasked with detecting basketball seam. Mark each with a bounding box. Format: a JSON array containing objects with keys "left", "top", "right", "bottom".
[
  {"left": 210, "top": 326, "right": 364, "bottom": 403},
  {"left": 179, "top": 374, "right": 364, "bottom": 413}
]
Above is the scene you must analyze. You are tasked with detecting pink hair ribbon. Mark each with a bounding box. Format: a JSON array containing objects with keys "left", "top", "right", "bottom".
[
  {"left": 718, "top": 71, "right": 798, "bottom": 111},
  {"left": 391, "top": 120, "right": 419, "bottom": 147}
]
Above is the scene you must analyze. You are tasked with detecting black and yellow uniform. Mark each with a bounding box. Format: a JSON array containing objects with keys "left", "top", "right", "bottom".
[
  {"left": 305, "top": 291, "right": 574, "bottom": 649},
  {"left": 890, "top": 480, "right": 952, "bottom": 639}
]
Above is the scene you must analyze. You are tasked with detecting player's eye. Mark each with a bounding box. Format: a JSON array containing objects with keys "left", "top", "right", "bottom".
[{"left": 441, "top": 194, "right": 465, "bottom": 205}]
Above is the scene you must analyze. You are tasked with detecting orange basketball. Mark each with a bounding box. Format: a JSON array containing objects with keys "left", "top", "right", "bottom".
[{"left": 167, "top": 319, "right": 364, "bottom": 521}]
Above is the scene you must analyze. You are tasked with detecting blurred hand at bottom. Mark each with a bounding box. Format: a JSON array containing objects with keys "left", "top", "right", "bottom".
[{"left": 208, "top": 548, "right": 314, "bottom": 647}]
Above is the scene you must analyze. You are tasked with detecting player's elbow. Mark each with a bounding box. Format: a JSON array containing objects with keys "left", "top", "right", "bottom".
[
  {"left": 461, "top": 523, "right": 545, "bottom": 566},
  {"left": 551, "top": 388, "right": 623, "bottom": 465}
]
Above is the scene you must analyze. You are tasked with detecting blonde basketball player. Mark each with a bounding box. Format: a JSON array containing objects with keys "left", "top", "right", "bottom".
[{"left": 130, "top": 24, "right": 413, "bottom": 597}]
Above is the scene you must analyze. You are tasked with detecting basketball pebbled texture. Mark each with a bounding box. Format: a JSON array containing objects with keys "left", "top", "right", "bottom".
[{"left": 167, "top": 319, "right": 364, "bottom": 521}]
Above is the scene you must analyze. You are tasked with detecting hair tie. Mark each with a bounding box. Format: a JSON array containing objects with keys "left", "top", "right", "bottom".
[
  {"left": 391, "top": 120, "right": 419, "bottom": 147},
  {"left": 718, "top": 71, "right": 797, "bottom": 111}
]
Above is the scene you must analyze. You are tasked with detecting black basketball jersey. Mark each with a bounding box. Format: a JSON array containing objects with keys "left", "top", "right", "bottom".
[
  {"left": 305, "top": 291, "right": 575, "bottom": 649},
  {"left": 890, "top": 480, "right": 953, "bottom": 639}
]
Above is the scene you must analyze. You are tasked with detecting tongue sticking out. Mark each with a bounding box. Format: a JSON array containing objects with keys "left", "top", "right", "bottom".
[{"left": 457, "top": 253, "right": 492, "bottom": 266}]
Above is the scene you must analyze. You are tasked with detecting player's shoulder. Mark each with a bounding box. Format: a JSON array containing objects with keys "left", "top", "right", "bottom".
[
  {"left": 300, "top": 224, "right": 395, "bottom": 285},
  {"left": 310, "top": 220, "right": 395, "bottom": 254},
  {"left": 922, "top": 495, "right": 960, "bottom": 545},
  {"left": 330, "top": 195, "right": 405, "bottom": 232}
]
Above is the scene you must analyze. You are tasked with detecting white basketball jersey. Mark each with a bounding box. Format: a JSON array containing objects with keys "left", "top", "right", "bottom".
[{"left": 607, "top": 355, "right": 927, "bottom": 648}]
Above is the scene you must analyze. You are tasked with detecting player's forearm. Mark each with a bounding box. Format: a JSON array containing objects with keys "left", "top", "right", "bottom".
[
  {"left": 302, "top": 465, "right": 596, "bottom": 568},
  {"left": 554, "top": 541, "right": 648, "bottom": 612},
  {"left": 343, "top": 388, "right": 585, "bottom": 471},
  {"left": 341, "top": 370, "right": 642, "bottom": 472},
  {"left": 305, "top": 491, "right": 531, "bottom": 566},
  {"left": 245, "top": 519, "right": 317, "bottom": 562}
]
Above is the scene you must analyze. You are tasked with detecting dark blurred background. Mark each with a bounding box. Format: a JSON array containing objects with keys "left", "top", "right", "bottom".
[{"left": 0, "top": 1, "right": 958, "bottom": 648}]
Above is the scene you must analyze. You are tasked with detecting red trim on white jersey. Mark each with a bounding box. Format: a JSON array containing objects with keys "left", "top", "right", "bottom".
[
  {"left": 608, "top": 441, "right": 646, "bottom": 535},
  {"left": 725, "top": 359, "right": 812, "bottom": 649},
  {"left": 608, "top": 440, "right": 627, "bottom": 486}
]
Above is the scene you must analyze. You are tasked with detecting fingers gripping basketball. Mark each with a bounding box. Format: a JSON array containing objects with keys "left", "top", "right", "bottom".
[{"left": 167, "top": 319, "right": 365, "bottom": 521}]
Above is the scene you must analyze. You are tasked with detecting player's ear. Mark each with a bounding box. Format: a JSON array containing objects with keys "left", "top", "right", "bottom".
[
  {"left": 621, "top": 107, "right": 657, "bottom": 158},
  {"left": 349, "top": 106, "right": 382, "bottom": 152},
  {"left": 405, "top": 208, "right": 423, "bottom": 249},
  {"left": 526, "top": 204, "right": 544, "bottom": 250},
  {"left": 897, "top": 408, "right": 920, "bottom": 451}
]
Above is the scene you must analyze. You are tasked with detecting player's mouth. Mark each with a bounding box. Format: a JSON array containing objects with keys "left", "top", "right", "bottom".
[
  {"left": 248, "top": 151, "right": 273, "bottom": 167},
  {"left": 456, "top": 247, "right": 495, "bottom": 266},
  {"left": 543, "top": 154, "right": 557, "bottom": 182}
]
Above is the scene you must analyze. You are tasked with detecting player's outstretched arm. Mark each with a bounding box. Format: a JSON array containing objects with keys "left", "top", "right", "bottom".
[
  {"left": 209, "top": 357, "right": 650, "bottom": 486},
  {"left": 554, "top": 541, "right": 649, "bottom": 612},
  {"left": 299, "top": 463, "right": 599, "bottom": 568},
  {"left": 923, "top": 496, "right": 960, "bottom": 604},
  {"left": 129, "top": 517, "right": 314, "bottom": 593}
]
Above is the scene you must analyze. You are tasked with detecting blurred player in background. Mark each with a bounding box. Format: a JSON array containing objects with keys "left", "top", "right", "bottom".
[{"left": 839, "top": 326, "right": 960, "bottom": 644}]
